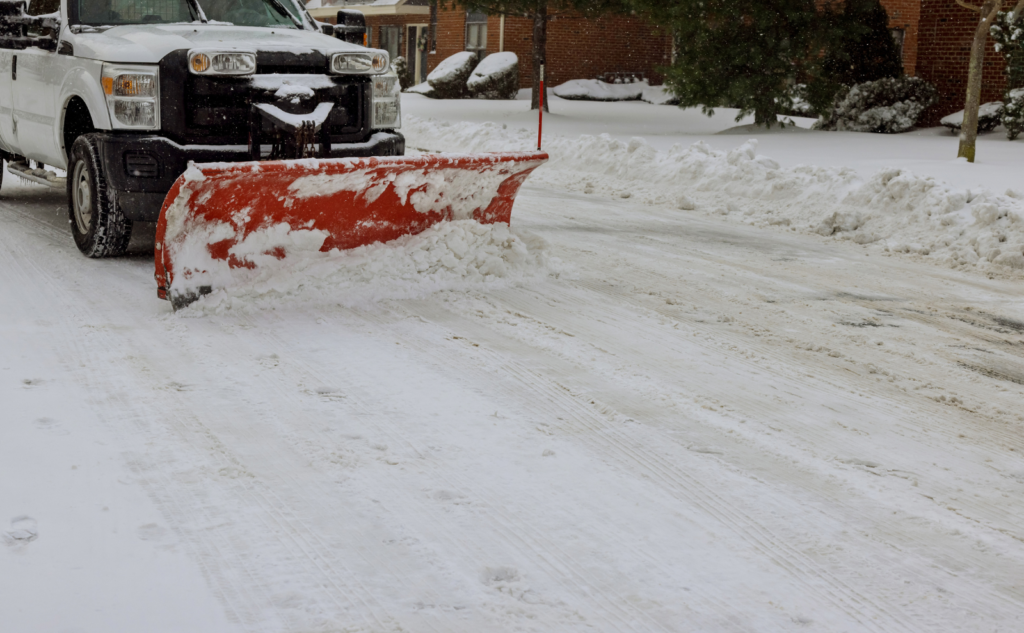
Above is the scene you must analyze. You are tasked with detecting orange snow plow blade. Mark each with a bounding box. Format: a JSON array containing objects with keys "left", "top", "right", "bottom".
[{"left": 154, "top": 151, "right": 548, "bottom": 309}]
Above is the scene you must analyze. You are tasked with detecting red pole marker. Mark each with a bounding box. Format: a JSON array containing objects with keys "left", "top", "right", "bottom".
[{"left": 538, "top": 64, "right": 545, "bottom": 151}]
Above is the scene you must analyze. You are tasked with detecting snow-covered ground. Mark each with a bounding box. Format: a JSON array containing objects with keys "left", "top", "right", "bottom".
[
  {"left": 409, "top": 89, "right": 1024, "bottom": 196},
  {"left": 3, "top": 93, "right": 1024, "bottom": 632}
]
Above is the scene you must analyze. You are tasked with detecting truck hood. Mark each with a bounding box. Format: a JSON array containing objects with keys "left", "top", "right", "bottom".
[{"left": 69, "top": 24, "right": 366, "bottom": 64}]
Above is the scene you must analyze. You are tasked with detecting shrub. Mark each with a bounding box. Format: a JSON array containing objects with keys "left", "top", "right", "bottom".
[
  {"left": 805, "top": 0, "right": 904, "bottom": 116},
  {"left": 426, "top": 52, "right": 477, "bottom": 99},
  {"left": 392, "top": 56, "right": 413, "bottom": 92},
  {"left": 1004, "top": 88, "right": 1024, "bottom": 141},
  {"left": 991, "top": 12, "right": 1024, "bottom": 141},
  {"left": 778, "top": 84, "right": 815, "bottom": 117},
  {"left": 467, "top": 52, "right": 519, "bottom": 100},
  {"left": 816, "top": 76, "right": 938, "bottom": 133},
  {"left": 940, "top": 101, "right": 1005, "bottom": 134}
]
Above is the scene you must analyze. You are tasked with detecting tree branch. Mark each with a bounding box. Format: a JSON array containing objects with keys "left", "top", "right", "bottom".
[
  {"left": 1011, "top": 0, "right": 1024, "bottom": 22},
  {"left": 956, "top": 0, "right": 982, "bottom": 11}
]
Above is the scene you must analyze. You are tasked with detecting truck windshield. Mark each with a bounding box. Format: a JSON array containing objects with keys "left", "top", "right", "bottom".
[{"left": 74, "top": 0, "right": 304, "bottom": 28}]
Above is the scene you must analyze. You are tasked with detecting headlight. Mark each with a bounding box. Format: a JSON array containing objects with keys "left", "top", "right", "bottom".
[
  {"left": 371, "top": 72, "right": 400, "bottom": 129},
  {"left": 102, "top": 64, "right": 159, "bottom": 129},
  {"left": 331, "top": 51, "right": 389, "bottom": 75},
  {"left": 188, "top": 50, "right": 257, "bottom": 76}
]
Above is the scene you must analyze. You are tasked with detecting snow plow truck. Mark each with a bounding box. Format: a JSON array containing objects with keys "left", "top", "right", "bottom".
[{"left": 0, "top": 0, "right": 546, "bottom": 308}]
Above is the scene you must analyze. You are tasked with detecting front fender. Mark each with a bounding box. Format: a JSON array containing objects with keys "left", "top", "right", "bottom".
[{"left": 57, "top": 62, "right": 112, "bottom": 166}]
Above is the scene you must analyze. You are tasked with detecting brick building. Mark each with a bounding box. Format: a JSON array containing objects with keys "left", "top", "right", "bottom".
[
  {"left": 308, "top": 1, "right": 1019, "bottom": 127},
  {"left": 879, "top": 0, "right": 1012, "bottom": 126},
  {"left": 913, "top": 1, "right": 1011, "bottom": 126},
  {"left": 307, "top": 0, "right": 673, "bottom": 89}
]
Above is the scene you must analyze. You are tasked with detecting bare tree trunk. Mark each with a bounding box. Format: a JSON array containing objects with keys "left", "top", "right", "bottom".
[
  {"left": 531, "top": 5, "right": 549, "bottom": 112},
  {"left": 958, "top": 0, "right": 1003, "bottom": 162}
]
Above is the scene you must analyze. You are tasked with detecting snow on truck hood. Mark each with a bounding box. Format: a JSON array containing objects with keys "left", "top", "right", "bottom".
[{"left": 71, "top": 24, "right": 365, "bottom": 64}]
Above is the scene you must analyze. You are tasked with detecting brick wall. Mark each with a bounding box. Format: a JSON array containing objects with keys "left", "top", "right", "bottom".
[
  {"left": 916, "top": 0, "right": 1007, "bottom": 126},
  {"left": 880, "top": 0, "right": 921, "bottom": 75},
  {"left": 355, "top": 7, "right": 672, "bottom": 90}
]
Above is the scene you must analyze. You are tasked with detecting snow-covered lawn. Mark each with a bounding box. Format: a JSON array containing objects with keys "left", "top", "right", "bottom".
[{"left": 2, "top": 93, "right": 1024, "bottom": 632}]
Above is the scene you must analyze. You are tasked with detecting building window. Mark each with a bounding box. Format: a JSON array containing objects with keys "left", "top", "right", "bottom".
[
  {"left": 466, "top": 11, "right": 487, "bottom": 53},
  {"left": 380, "top": 25, "right": 401, "bottom": 61},
  {"left": 430, "top": 0, "right": 438, "bottom": 53},
  {"left": 890, "top": 28, "right": 905, "bottom": 64}
]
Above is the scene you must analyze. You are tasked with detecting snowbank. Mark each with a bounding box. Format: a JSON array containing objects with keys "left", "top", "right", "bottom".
[
  {"left": 640, "top": 85, "right": 679, "bottom": 106},
  {"left": 553, "top": 79, "right": 648, "bottom": 102},
  {"left": 406, "top": 82, "right": 435, "bottom": 96},
  {"left": 404, "top": 115, "right": 1024, "bottom": 275},
  {"left": 175, "top": 220, "right": 554, "bottom": 314}
]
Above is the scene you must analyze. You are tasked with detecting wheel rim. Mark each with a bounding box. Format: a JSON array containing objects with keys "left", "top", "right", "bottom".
[{"left": 72, "top": 160, "right": 93, "bottom": 234}]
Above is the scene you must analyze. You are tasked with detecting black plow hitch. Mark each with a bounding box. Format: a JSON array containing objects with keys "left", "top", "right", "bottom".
[{"left": 249, "top": 102, "right": 335, "bottom": 161}]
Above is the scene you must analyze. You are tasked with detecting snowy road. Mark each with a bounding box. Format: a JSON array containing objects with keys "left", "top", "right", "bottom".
[{"left": 3, "top": 177, "right": 1024, "bottom": 632}]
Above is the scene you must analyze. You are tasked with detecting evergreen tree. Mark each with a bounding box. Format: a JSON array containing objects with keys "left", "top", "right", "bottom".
[
  {"left": 806, "top": 0, "right": 904, "bottom": 116},
  {"left": 630, "top": 0, "right": 826, "bottom": 128},
  {"left": 444, "top": 0, "right": 630, "bottom": 111}
]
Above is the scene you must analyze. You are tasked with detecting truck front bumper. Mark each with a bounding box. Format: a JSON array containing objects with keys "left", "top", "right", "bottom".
[{"left": 95, "top": 131, "right": 406, "bottom": 222}]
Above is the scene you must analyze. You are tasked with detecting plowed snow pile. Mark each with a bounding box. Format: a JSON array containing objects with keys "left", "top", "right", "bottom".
[
  {"left": 179, "top": 220, "right": 553, "bottom": 314},
  {"left": 406, "top": 116, "right": 1024, "bottom": 274}
]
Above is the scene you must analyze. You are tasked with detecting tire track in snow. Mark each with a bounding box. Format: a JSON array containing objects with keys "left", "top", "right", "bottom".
[
  {"left": 353, "top": 303, "right": 920, "bottom": 633},
  {"left": 384, "top": 285, "right": 1024, "bottom": 630},
  {"left": 464, "top": 282, "right": 1024, "bottom": 609},
  {"left": 222, "top": 309, "right": 687, "bottom": 633},
  {"left": 0, "top": 203, "right": 408, "bottom": 632},
  {"left": 513, "top": 193, "right": 1024, "bottom": 545},
  {"left": 545, "top": 236, "right": 1024, "bottom": 543},
  {"left": 0, "top": 207, "right": 278, "bottom": 631}
]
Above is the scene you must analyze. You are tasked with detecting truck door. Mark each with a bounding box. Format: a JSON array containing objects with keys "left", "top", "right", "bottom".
[{"left": 12, "top": 0, "right": 64, "bottom": 166}]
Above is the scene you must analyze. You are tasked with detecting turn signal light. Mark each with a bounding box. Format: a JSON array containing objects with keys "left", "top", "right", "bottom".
[{"left": 191, "top": 53, "right": 211, "bottom": 73}]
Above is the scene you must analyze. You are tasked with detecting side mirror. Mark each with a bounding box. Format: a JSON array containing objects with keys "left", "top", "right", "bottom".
[
  {"left": 0, "top": 0, "right": 61, "bottom": 51},
  {"left": 334, "top": 9, "right": 366, "bottom": 46}
]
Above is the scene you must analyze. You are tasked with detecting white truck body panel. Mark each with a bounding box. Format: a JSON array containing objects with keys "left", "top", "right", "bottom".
[
  {"left": 69, "top": 23, "right": 367, "bottom": 64},
  {"left": 1, "top": 0, "right": 384, "bottom": 166}
]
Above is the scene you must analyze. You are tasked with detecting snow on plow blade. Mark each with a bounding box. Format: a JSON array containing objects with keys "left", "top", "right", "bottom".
[{"left": 154, "top": 151, "right": 548, "bottom": 310}]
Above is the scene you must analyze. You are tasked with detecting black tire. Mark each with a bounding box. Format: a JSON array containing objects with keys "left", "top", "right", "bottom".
[{"left": 67, "top": 134, "right": 133, "bottom": 257}]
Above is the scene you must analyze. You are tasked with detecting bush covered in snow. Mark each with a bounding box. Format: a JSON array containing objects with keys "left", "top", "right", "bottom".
[
  {"left": 816, "top": 77, "right": 938, "bottom": 133},
  {"left": 940, "top": 101, "right": 1005, "bottom": 134},
  {"left": 427, "top": 51, "right": 477, "bottom": 99},
  {"left": 467, "top": 52, "right": 519, "bottom": 100},
  {"left": 779, "top": 84, "right": 815, "bottom": 117},
  {"left": 553, "top": 79, "right": 647, "bottom": 102},
  {"left": 1003, "top": 88, "right": 1024, "bottom": 141},
  {"left": 392, "top": 56, "right": 413, "bottom": 92}
]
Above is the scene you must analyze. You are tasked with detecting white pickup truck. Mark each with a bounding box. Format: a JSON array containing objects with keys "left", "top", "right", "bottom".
[{"left": 0, "top": 0, "right": 402, "bottom": 256}]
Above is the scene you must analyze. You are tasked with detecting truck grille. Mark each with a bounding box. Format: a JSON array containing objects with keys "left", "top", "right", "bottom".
[{"left": 159, "top": 50, "right": 370, "bottom": 146}]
